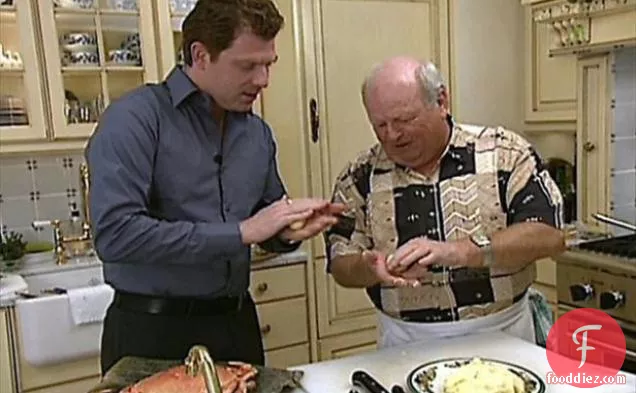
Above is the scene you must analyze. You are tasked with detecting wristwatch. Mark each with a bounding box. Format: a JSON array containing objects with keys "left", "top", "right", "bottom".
[{"left": 469, "top": 233, "right": 495, "bottom": 267}]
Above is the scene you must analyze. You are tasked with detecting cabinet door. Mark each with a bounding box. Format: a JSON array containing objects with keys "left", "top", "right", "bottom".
[
  {"left": 314, "top": 257, "right": 377, "bottom": 338},
  {"left": 576, "top": 55, "right": 611, "bottom": 228},
  {"left": 318, "top": 328, "right": 377, "bottom": 361},
  {"left": 0, "top": 1, "right": 48, "bottom": 144},
  {"left": 302, "top": 0, "right": 450, "bottom": 257},
  {"left": 37, "top": 0, "right": 160, "bottom": 139},
  {"left": 524, "top": 3, "right": 577, "bottom": 123}
]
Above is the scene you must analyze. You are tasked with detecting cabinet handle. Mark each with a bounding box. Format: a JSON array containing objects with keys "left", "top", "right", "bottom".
[
  {"left": 309, "top": 98, "right": 319, "bottom": 143},
  {"left": 256, "top": 282, "right": 268, "bottom": 293},
  {"left": 260, "top": 324, "right": 271, "bottom": 334},
  {"left": 583, "top": 141, "right": 595, "bottom": 152}
]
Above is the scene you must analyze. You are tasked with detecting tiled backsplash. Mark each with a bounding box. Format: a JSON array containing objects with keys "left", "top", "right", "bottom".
[{"left": 0, "top": 151, "right": 86, "bottom": 244}]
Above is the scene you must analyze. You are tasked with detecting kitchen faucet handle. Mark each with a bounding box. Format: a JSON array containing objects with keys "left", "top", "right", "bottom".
[{"left": 185, "top": 345, "right": 223, "bottom": 393}]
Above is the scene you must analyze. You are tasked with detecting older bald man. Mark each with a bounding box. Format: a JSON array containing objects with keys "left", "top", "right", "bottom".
[{"left": 324, "top": 56, "right": 565, "bottom": 348}]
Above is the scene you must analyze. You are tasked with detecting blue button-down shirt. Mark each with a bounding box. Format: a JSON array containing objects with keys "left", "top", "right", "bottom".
[{"left": 85, "top": 66, "right": 298, "bottom": 298}]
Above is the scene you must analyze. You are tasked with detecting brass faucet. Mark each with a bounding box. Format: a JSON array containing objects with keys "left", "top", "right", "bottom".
[
  {"left": 31, "top": 163, "right": 94, "bottom": 265},
  {"left": 185, "top": 345, "right": 223, "bottom": 393}
]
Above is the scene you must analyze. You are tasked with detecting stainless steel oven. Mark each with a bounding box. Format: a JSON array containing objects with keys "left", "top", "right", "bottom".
[{"left": 555, "top": 232, "right": 636, "bottom": 374}]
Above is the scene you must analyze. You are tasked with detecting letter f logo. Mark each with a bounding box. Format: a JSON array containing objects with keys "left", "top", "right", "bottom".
[{"left": 572, "top": 324, "right": 602, "bottom": 368}]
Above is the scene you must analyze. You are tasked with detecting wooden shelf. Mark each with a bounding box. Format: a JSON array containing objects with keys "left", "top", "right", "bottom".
[
  {"left": 105, "top": 65, "right": 143, "bottom": 71},
  {"left": 0, "top": 67, "right": 25, "bottom": 74},
  {"left": 61, "top": 66, "right": 102, "bottom": 73},
  {"left": 533, "top": 2, "right": 636, "bottom": 24},
  {"left": 549, "top": 38, "right": 636, "bottom": 57}
]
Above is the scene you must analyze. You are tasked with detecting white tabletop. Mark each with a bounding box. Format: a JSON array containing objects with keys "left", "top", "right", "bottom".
[{"left": 289, "top": 331, "right": 635, "bottom": 393}]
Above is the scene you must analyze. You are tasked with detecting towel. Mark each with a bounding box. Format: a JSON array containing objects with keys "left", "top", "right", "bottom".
[
  {"left": 67, "top": 284, "right": 115, "bottom": 326},
  {"left": 528, "top": 287, "right": 554, "bottom": 348}
]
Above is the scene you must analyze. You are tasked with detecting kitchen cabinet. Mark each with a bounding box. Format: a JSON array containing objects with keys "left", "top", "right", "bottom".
[
  {"left": 532, "top": 258, "right": 558, "bottom": 319},
  {"left": 303, "top": 0, "right": 451, "bottom": 258},
  {"left": 523, "top": 0, "right": 578, "bottom": 124},
  {"left": 318, "top": 328, "right": 377, "bottom": 361},
  {"left": 1, "top": 308, "right": 17, "bottom": 393},
  {"left": 1, "top": 0, "right": 160, "bottom": 154},
  {"left": 37, "top": 0, "right": 160, "bottom": 139},
  {"left": 314, "top": 257, "right": 376, "bottom": 338},
  {"left": 0, "top": 1, "right": 48, "bottom": 146},
  {"left": 251, "top": 263, "right": 311, "bottom": 367}
]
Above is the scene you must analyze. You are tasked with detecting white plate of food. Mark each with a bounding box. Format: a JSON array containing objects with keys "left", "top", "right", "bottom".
[{"left": 407, "top": 357, "right": 546, "bottom": 393}]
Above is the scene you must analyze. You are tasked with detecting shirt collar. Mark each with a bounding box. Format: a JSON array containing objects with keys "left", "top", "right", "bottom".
[{"left": 166, "top": 66, "right": 199, "bottom": 107}]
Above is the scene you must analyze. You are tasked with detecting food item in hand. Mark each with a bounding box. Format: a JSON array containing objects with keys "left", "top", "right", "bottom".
[
  {"left": 289, "top": 220, "right": 306, "bottom": 230},
  {"left": 121, "top": 362, "right": 258, "bottom": 393},
  {"left": 443, "top": 358, "right": 525, "bottom": 393}
]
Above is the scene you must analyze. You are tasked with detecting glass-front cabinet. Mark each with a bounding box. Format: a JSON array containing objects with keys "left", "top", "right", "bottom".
[
  {"left": 0, "top": 0, "right": 48, "bottom": 142},
  {"left": 37, "top": 0, "right": 160, "bottom": 139}
]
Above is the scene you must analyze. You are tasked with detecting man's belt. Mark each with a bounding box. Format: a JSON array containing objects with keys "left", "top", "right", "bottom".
[{"left": 113, "top": 291, "right": 245, "bottom": 316}]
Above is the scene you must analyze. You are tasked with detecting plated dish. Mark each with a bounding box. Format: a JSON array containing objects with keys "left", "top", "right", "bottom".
[{"left": 407, "top": 357, "right": 546, "bottom": 393}]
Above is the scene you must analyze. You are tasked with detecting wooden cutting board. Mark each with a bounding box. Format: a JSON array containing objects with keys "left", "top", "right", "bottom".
[{"left": 87, "top": 356, "right": 304, "bottom": 393}]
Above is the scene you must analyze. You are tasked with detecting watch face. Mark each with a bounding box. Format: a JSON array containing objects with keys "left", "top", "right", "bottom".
[{"left": 472, "top": 234, "right": 490, "bottom": 247}]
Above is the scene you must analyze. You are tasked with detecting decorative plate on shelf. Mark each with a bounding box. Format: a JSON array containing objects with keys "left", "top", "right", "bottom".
[{"left": 407, "top": 357, "right": 546, "bottom": 393}]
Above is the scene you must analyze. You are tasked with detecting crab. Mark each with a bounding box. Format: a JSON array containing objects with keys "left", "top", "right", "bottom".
[{"left": 120, "top": 361, "right": 259, "bottom": 393}]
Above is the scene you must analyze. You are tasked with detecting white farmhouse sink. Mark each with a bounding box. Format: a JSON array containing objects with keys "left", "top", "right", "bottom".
[{"left": 14, "top": 262, "right": 110, "bottom": 367}]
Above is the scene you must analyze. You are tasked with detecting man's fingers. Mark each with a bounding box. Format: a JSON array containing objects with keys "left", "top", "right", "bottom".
[
  {"left": 390, "top": 247, "right": 422, "bottom": 273},
  {"left": 284, "top": 197, "right": 330, "bottom": 212},
  {"left": 285, "top": 209, "right": 315, "bottom": 226}
]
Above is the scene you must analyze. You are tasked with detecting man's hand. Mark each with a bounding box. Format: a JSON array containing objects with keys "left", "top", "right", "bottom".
[
  {"left": 240, "top": 197, "right": 331, "bottom": 245},
  {"left": 362, "top": 250, "right": 420, "bottom": 287},
  {"left": 280, "top": 202, "right": 348, "bottom": 242},
  {"left": 387, "top": 237, "right": 471, "bottom": 278}
]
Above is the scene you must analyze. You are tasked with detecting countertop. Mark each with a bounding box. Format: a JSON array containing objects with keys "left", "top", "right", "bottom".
[
  {"left": 289, "top": 331, "right": 636, "bottom": 393},
  {"left": 0, "top": 249, "right": 308, "bottom": 308}
]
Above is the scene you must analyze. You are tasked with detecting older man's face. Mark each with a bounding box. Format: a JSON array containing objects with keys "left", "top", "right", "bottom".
[{"left": 365, "top": 82, "right": 449, "bottom": 172}]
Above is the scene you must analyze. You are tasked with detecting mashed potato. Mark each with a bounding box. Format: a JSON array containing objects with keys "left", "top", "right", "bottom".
[{"left": 443, "top": 358, "right": 526, "bottom": 393}]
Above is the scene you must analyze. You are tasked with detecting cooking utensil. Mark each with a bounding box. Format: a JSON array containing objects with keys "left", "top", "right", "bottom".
[
  {"left": 391, "top": 385, "right": 406, "bottom": 393},
  {"left": 592, "top": 213, "right": 636, "bottom": 232},
  {"left": 406, "top": 357, "right": 546, "bottom": 393},
  {"left": 351, "top": 370, "right": 391, "bottom": 393}
]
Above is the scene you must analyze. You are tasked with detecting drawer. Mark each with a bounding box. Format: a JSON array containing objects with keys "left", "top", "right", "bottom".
[
  {"left": 250, "top": 264, "right": 305, "bottom": 304},
  {"left": 265, "top": 343, "right": 310, "bottom": 369},
  {"left": 257, "top": 297, "right": 308, "bottom": 351}
]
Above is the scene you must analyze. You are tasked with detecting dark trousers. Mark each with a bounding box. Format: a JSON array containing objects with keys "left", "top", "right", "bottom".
[{"left": 100, "top": 292, "right": 264, "bottom": 376}]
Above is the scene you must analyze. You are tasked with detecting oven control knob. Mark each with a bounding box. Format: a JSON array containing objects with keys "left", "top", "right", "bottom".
[
  {"left": 570, "top": 284, "right": 594, "bottom": 301},
  {"left": 600, "top": 291, "right": 625, "bottom": 309}
]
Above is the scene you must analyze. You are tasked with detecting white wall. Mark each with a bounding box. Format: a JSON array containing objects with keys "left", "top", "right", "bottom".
[{"left": 450, "top": 0, "right": 525, "bottom": 133}]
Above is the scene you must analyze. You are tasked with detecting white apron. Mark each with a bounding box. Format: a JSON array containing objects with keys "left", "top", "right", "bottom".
[{"left": 377, "top": 293, "right": 536, "bottom": 349}]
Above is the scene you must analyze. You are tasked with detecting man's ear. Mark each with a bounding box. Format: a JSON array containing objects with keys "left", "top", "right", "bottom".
[{"left": 437, "top": 86, "right": 450, "bottom": 115}]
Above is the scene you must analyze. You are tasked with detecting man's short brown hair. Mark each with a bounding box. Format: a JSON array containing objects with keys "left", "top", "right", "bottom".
[{"left": 181, "top": 0, "right": 284, "bottom": 65}]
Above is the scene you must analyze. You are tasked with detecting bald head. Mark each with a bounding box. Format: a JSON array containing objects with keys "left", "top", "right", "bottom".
[{"left": 361, "top": 56, "right": 446, "bottom": 109}]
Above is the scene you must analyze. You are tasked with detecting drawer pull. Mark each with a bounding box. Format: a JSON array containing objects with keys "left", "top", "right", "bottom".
[
  {"left": 256, "top": 282, "right": 268, "bottom": 293},
  {"left": 261, "top": 324, "right": 272, "bottom": 334}
]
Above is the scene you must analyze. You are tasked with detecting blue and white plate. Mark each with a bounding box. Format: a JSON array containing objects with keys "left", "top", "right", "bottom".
[{"left": 407, "top": 357, "right": 546, "bottom": 393}]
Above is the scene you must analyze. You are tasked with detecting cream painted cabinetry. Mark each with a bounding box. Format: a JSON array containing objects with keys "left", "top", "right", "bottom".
[
  {"left": 0, "top": 1, "right": 48, "bottom": 145},
  {"left": 532, "top": 258, "right": 557, "bottom": 319},
  {"left": 523, "top": 0, "right": 578, "bottom": 124},
  {"left": 1, "top": 308, "right": 17, "bottom": 393},
  {"left": 1, "top": 1, "right": 160, "bottom": 154},
  {"left": 250, "top": 262, "right": 312, "bottom": 368}
]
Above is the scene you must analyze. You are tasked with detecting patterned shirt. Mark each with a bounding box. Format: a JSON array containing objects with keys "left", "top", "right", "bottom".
[{"left": 324, "top": 117, "right": 564, "bottom": 323}]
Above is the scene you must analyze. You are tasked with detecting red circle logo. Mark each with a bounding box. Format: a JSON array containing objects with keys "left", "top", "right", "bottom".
[{"left": 545, "top": 308, "right": 626, "bottom": 387}]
